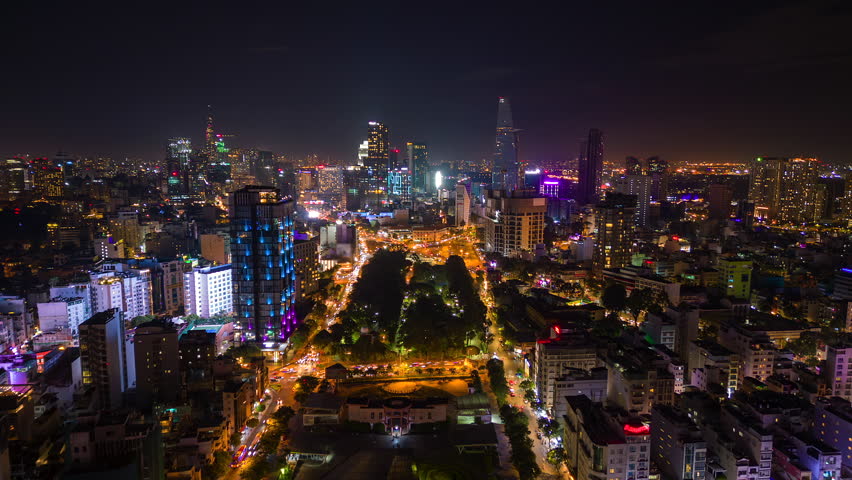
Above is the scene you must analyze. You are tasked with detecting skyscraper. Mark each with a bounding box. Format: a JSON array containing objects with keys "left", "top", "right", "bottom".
[
  {"left": 615, "top": 175, "right": 651, "bottom": 228},
  {"left": 406, "top": 141, "right": 429, "bottom": 193},
  {"left": 492, "top": 97, "right": 519, "bottom": 191},
  {"left": 484, "top": 189, "right": 546, "bottom": 257},
  {"left": 387, "top": 167, "right": 412, "bottom": 205},
  {"left": 593, "top": 192, "right": 636, "bottom": 275},
  {"left": 577, "top": 129, "right": 604, "bottom": 205},
  {"left": 79, "top": 308, "right": 126, "bottom": 410},
  {"left": 707, "top": 183, "right": 733, "bottom": 220},
  {"left": 365, "top": 122, "right": 389, "bottom": 207},
  {"left": 229, "top": 186, "right": 297, "bottom": 344},
  {"left": 646, "top": 156, "right": 669, "bottom": 202},
  {"left": 204, "top": 107, "right": 216, "bottom": 157},
  {"left": 31, "top": 157, "right": 64, "bottom": 199},
  {"left": 166, "top": 137, "right": 191, "bottom": 197},
  {"left": 625, "top": 156, "right": 644, "bottom": 176},
  {"left": 366, "top": 122, "right": 389, "bottom": 171},
  {"left": 749, "top": 157, "right": 819, "bottom": 223},
  {"left": 132, "top": 320, "right": 180, "bottom": 408}
]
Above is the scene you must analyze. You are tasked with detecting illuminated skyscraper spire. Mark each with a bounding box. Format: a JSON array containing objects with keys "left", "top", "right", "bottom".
[
  {"left": 205, "top": 105, "right": 215, "bottom": 156},
  {"left": 493, "top": 97, "right": 520, "bottom": 191}
]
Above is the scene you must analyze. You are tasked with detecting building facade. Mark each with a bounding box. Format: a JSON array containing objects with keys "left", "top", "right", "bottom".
[
  {"left": 484, "top": 189, "right": 546, "bottom": 258},
  {"left": 184, "top": 264, "right": 233, "bottom": 318},
  {"left": 229, "top": 186, "right": 297, "bottom": 344}
]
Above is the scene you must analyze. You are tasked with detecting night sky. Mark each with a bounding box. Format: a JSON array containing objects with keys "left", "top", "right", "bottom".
[{"left": 4, "top": 3, "right": 852, "bottom": 166}]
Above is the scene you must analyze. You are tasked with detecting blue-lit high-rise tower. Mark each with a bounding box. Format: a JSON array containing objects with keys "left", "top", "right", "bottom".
[
  {"left": 493, "top": 97, "right": 520, "bottom": 191},
  {"left": 229, "top": 186, "right": 297, "bottom": 344}
]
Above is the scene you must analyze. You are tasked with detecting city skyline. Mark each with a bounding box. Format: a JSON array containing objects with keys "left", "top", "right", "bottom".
[{"left": 4, "top": 4, "right": 852, "bottom": 166}]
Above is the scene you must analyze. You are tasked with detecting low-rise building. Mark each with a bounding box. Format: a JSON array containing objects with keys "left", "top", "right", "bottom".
[
  {"left": 345, "top": 396, "right": 448, "bottom": 435},
  {"left": 559, "top": 395, "right": 651, "bottom": 480}
]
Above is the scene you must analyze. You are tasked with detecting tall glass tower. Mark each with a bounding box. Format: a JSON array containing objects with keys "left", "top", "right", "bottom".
[
  {"left": 577, "top": 128, "right": 604, "bottom": 205},
  {"left": 493, "top": 97, "right": 519, "bottom": 191},
  {"left": 406, "top": 141, "right": 429, "bottom": 193},
  {"left": 229, "top": 186, "right": 297, "bottom": 344},
  {"left": 365, "top": 121, "right": 389, "bottom": 208}
]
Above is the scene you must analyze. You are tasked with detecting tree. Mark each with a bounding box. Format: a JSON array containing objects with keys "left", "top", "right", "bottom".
[
  {"left": 225, "top": 343, "right": 262, "bottom": 360},
  {"left": 601, "top": 283, "right": 627, "bottom": 312},
  {"left": 272, "top": 406, "right": 296, "bottom": 425},
  {"left": 487, "top": 358, "right": 510, "bottom": 403},
  {"left": 592, "top": 312, "right": 624, "bottom": 338},
  {"left": 296, "top": 375, "right": 320, "bottom": 393},
  {"left": 203, "top": 450, "right": 231, "bottom": 480},
  {"left": 312, "top": 329, "right": 334, "bottom": 352},
  {"left": 131, "top": 314, "right": 155, "bottom": 327},
  {"left": 519, "top": 379, "right": 534, "bottom": 392},
  {"left": 246, "top": 417, "right": 259, "bottom": 429},
  {"left": 625, "top": 288, "right": 654, "bottom": 323},
  {"left": 229, "top": 431, "right": 241, "bottom": 448},
  {"left": 547, "top": 447, "right": 567, "bottom": 467}
]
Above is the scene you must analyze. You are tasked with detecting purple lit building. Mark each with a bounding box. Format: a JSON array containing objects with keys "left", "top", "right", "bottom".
[{"left": 229, "top": 186, "right": 297, "bottom": 345}]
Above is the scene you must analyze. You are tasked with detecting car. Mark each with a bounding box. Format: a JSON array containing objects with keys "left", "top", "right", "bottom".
[{"left": 230, "top": 446, "right": 248, "bottom": 468}]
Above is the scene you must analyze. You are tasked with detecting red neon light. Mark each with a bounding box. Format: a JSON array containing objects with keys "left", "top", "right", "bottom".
[
  {"left": 553, "top": 325, "right": 561, "bottom": 334},
  {"left": 671, "top": 235, "right": 679, "bottom": 241},
  {"left": 623, "top": 424, "right": 649, "bottom": 434}
]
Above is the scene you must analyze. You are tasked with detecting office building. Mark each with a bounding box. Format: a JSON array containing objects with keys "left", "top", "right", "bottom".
[
  {"left": 717, "top": 257, "right": 752, "bottom": 300},
  {"left": 707, "top": 183, "right": 733, "bottom": 220},
  {"left": 650, "top": 405, "right": 706, "bottom": 480},
  {"left": 625, "top": 156, "right": 643, "bottom": 175},
  {"left": 614, "top": 174, "right": 651, "bottom": 227},
  {"left": 166, "top": 137, "right": 191, "bottom": 197},
  {"left": 492, "top": 97, "right": 519, "bottom": 191},
  {"left": 293, "top": 236, "right": 320, "bottom": 301},
  {"left": 483, "top": 189, "right": 546, "bottom": 258},
  {"left": 79, "top": 309, "right": 126, "bottom": 410},
  {"left": 406, "top": 142, "right": 429, "bottom": 193},
  {"left": 132, "top": 320, "right": 180, "bottom": 408},
  {"left": 455, "top": 183, "right": 471, "bottom": 226},
  {"left": 363, "top": 122, "right": 389, "bottom": 206},
  {"left": 387, "top": 167, "right": 412, "bottom": 205},
  {"left": 0, "top": 157, "right": 28, "bottom": 201},
  {"left": 317, "top": 165, "right": 344, "bottom": 195},
  {"left": 184, "top": 264, "right": 233, "bottom": 318},
  {"left": 357, "top": 140, "right": 369, "bottom": 165},
  {"left": 30, "top": 157, "right": 64, "bottom": 199},
  {"left": 366, "top": 122, "right": 389, "bottom": 171},
  {"left": 577, "top": 128, "right": 604, "bottom": 205},
  {"left": 229, "top": 186, "right": 297, "bottom": 344},
  {"left": 592, "top": 193, "right": 636, "bottom": 275},
  {"left": 646, "top": 156, "right": 669, "bottom": 202},
  {"left": 559, "top": 395, "right": 651, "bottom": 480}
]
